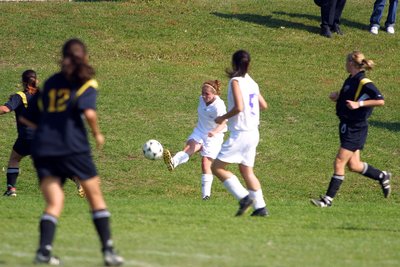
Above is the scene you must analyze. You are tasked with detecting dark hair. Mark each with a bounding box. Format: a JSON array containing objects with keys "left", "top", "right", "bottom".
[
  {"left": 226, "top": 50, "right": 250, "bottom": 78},
  {"left": 61, "top": 38, "right": 95, "bottom": 85},
  {"left": 22, "top": 69, "right": 39, "bottom": 94}
]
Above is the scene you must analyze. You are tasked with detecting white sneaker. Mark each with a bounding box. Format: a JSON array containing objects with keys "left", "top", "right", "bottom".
[
  {"left": 370, "top": 26, "right": 379, "bottom": 35},
  {"left": 387, "top": 26, "right": 395, "bottom": 34}
]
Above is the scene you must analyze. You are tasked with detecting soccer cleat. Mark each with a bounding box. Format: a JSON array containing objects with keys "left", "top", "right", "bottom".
[
  {"left": 380, "top": 172, "right": 392, "bottom": 198},
  {"left": 251, "top": 207, "right": 269, "bottom": 217},
  {"left": 34, "top": 252, "right": 61, "bottom": 265},
  {"left": 235, "top": 195, "right": 253, "bottom": 216},
  {"left": 163, "top": 149, "right": 174, "bottom": 171},
  {"left": 3, "top": 187, "right": 17, "bottom": 197},
  {"left": 370, "top": 26, "right": 379, "bottom": 35},
  {"left": 77, "top": 185, "right": 86, "bottom": 198},
  {"left": 104, "top": 249, "right": 124, "bottom": 266},
  {"left": 202, "top": 196, "right": 210, "bottom": 201},
  {"left": 310, "top": 195, "right": 332, "bottom": 208}
]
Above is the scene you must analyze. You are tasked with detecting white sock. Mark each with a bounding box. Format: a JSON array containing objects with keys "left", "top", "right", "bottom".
[
  {"left": 249, "top": 189, "right": 266, "bottom": 210},
  {"left": 223, "top": 175, "right": 248, "bottom": 200},
  {"left": 201, "top": 174, "right": 213, "bottom": 198},
  {"left": 173, "top": 151, "right": 189, "bottom": 167}
]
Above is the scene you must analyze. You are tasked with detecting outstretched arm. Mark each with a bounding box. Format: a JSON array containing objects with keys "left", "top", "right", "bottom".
[{"left": 0, "top": 105, "right": 11, "bottom": 115}]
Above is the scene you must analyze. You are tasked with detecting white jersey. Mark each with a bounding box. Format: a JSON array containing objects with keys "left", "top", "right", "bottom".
[
  {"left": 195, "top": 95, "right": 227, "bottom": 134},
  {"left": 227, "top": 74, "right": 260, "bottom": 132}
]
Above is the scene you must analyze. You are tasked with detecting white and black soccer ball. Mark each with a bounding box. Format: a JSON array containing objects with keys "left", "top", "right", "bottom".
[{"left": 142, "top": 139, "right": 163, "bottom": 160}]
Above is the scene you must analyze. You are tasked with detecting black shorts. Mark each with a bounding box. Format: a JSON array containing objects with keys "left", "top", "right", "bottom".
[
  {"left": 33, "top": 153, "right": 98, "bottom": 183},
  {"left": 339, "top": 121, "right": 368, "bottom": 152},
  {"left": 13, "top": 138, "right": 32, "bottom": 156}
]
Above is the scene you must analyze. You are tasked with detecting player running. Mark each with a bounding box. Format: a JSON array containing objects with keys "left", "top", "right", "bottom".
[
  {"left": 20, "top": 39, "right": 123, "bottom": 266},
  {"left": 212, "top": 50, "right": 269, "bottom": 217},
  {"left": 311, "top": 51, "right": 392, "bottom": 208}
]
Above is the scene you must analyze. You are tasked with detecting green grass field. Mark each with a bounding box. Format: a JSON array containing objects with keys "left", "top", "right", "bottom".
[{"left": 0, "top": 0, "right": 399, "bottom": 266}]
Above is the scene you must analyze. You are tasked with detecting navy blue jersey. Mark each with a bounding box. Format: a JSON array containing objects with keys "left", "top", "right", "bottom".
[
  {"left": 4, "top": 91, "right": 35, "bottom": 140},
  {"left": 336, "top": 71, "right": 384, "bottom": 124},
  {"left": 25, "top": 73, "right": 98, "bottom": 157}
]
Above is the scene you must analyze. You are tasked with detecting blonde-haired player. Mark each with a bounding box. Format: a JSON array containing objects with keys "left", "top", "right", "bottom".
[{"left": 163, "top": 80, "right": 227, "bottom": 200}]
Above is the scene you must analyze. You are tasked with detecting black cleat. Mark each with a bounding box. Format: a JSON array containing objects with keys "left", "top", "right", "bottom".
[
  {"left": 380, "top": 172, "right": 392, "bottom": 198},
  {"left": 310, "top": 195, "right": 332, "bottom": 208},
  {"left": 104, "top": 249, "right": 124, "bottom": 266},
  {"left": 34, "top": 251, "right": 61, "bottom": 265},
  {"left": 3, "top": 187, "right": 17, "bottom": 197},
  {"left": 251, "top": 207, "right": 269, "bottom": 217},
  {"left": 235, "top": 195, "right": 253, "bottom": 216}
]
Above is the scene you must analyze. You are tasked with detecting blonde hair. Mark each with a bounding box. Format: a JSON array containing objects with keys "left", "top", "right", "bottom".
[
  {"left": 347, "top": 51, "right": 374, "bottom": 71},
  {"left": 203, "top": 80, "right": 222, "bottom": 95}
]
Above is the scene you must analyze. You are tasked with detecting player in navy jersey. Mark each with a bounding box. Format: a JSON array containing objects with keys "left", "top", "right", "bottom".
[
  {"left": 0, "top": 70, "right": 38, "bottom": 196},
  {"left": 311, "top": 51, "right": 392, "bottom": 208},
  {"left": 20, "top": 39, "right": 123, "bottom": 266},
  {"left": 163, "top": 80, "right": 227, "bottom": 200},
  {"left": 0, "top": 70, "right": 84, "bottom": 198}
]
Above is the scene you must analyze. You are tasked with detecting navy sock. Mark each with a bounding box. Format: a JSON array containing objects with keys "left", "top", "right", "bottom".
[
  {"left": 361, "top": 163, "right": 384, "bottom": 181},
  {"left": 39, "top": 213, "right": 58, "bottom": 256},
  {"left": 6, "top": 168, "right": 19, "bottom": 188},
  {"left": 92, "top": 209, "right": 113, "bottom": 252},
  {"left": 326, "top": 175, "right": 344, "bottom": 199}
]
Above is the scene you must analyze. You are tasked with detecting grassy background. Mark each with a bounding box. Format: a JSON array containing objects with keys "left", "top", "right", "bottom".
[{"left": 0, "top": 0, "right": 399, "bottom": 266}]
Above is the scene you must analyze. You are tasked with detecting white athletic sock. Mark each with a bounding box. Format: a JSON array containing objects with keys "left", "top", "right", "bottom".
[
  {"left": 223, "top": 175, "right": 248, "bottom": 200},
  {"left": 173, "top": 151, "right": 189, "bottom": 168},
  {"left": 248, "top": 189, "right": 266, "bottom": 210},
  {"left": 201, "top": 174, "right": 213, "bottom": 198}
]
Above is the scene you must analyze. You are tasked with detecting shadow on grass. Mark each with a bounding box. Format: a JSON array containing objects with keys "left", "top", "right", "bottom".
[
  {"left": 211, "top": 12, "right": 320, "bottom": 35},
  {"left": 369, "top": 120, "right": 400, "bottom": 132},
  {"left": 211, "top": 11, "right": 368, "bottom": 35},
  {"left": 272, "top": 11, "right": 368, "bottom": 31},
  {"left": 73, "top": 0, "right": 123, "bottom": 2},
  {"left": 338, "top": 225, "right": 400, "bottom": 232}
]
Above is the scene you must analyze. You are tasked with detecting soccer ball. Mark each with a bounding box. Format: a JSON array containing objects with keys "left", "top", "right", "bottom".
[{"left": 142, "top": 139, "right": 163, "bottom": 160}]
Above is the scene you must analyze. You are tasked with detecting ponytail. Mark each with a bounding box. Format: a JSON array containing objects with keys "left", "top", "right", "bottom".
[{"left": 61, "top": 39, "right": 95, "bottom": 85}]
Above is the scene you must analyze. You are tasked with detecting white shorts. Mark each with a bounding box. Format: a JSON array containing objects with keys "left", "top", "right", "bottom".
[
  {"left": 217, "top": 130, "right": 259, "bottom": 167},
  {"left": 188, "top": 128, "right": 224, "bottom": 159}
]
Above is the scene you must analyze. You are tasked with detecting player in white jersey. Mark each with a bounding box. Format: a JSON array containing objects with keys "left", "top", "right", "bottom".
[
  {"left": 212, "top": 50, "right": 269, "bottom": 217},
  {"left": 163, "top": 80, "right": 227, "bottom": 200}
]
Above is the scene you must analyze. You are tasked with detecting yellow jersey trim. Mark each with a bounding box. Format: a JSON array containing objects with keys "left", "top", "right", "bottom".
[
  {"left": 354, "top": 78, "right": 372, "bottom": 101},
  {"left": 16, "top": 91, "right": 28, "bottom": 108}
]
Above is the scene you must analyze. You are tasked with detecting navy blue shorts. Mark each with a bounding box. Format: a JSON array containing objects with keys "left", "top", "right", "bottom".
[
  {"left": 33, "top": 153, "right": 98, "bottom": 183},
  {"left": 13, "top": 138, "right": 32, "bottom": 156},
  {"left": 339, "top": 121, "right": 368, "bottom": 152}
]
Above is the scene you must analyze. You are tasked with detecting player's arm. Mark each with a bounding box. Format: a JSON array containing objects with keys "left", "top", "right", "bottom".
[
  {"left": 329, "top": 91, "right": 339, "bottom": 102},
  {"left": 346, "top": 99, "right": 385, "bottom": 110},
  {"left": 19, "top": 116, "right": 38, "bottom": 129},
  {"left": 83, "top": 109, "right": 104, "bottom": 149},
  {"left": 0, "top": 105, "right": 11, "bottom": 115},
  {"left": 346, "top": 83, "right": 385, "bottom": 110},
  {"left": 208, "top": 119, "right": 227, "bottom": 137},
  {"left": 259, "top": 93, "right": 268, "bottom": 110},
  {"left": 215, "top": 80, "right": 243, "bottom": 124}
]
